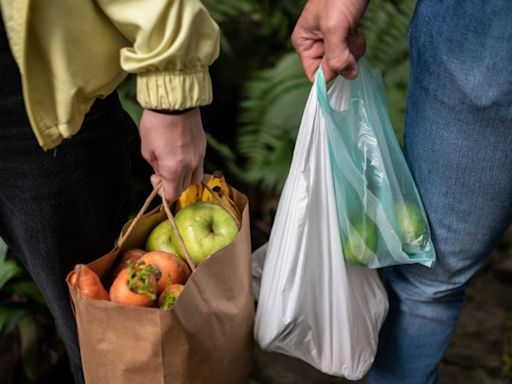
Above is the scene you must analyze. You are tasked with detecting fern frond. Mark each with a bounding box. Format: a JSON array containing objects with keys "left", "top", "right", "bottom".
[
  {"left": 236, "top": 0, "right": 416, "bottom": 193},
  {"left": 236, "top": 53, "right": 310, "bottom": 191}
]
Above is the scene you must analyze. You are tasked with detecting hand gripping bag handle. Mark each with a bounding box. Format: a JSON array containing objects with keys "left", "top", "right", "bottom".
[{"left": 254, "top": 66, "right": 389, "bottom": 380}]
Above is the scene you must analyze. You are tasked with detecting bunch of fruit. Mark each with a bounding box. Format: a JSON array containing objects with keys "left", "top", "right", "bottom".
[
  {"left": 342, "top": 201, "right": 428, "bottom": 266},
  {"left": 69, "top": 171, "right": 242, "bottom": 309},
  {"left": 146, "top": 170, "right": 241, "bottom": 266},
  {"left": 69, "top": 249, "right": 190, "bottom": 310}
]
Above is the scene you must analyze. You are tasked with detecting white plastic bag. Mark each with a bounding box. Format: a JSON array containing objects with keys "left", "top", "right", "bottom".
[{"left": 253, "top": 70, "right": 389, "bottom": 380}]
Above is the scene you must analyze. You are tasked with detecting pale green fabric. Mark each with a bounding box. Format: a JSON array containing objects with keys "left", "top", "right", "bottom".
[{"left": 0, "top": 0, "right": 220, "bottom": 150}]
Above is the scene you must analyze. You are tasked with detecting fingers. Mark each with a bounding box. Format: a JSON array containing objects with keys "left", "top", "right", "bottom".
[
  {"left": 323, "top": 28, "right": 366, "bottom": 81},
  {"left": 293, "top": 27, "right": 366, "bottom": 82},
  {"left": 291, "top": 0, "right": 368, "bottom": 82},
  {"left": 150, "top": 162, "right": 204, "bottom": 202},
  {"left": 190, "top": 166, "right": 204, "bottom": 185},
  {"left": 348, "top": 30, "right": 366, "bottom": 62},
  {"left": 150, "top": 174, "right": 162, "bottom": 192},
  {"left": 291, "top": 26, "right": 324, "bottom": 82},
  {"left": 151, "top": 171, "right": 189, "bottom": 202},
  {"left": 139, "top": 108, "right": 206, "bottom": 202}
]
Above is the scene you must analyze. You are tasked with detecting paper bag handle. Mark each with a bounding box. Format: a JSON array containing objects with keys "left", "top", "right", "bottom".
[
  {"left": 160, "top": 194, "right": 196, "bottom": 272},
  {"left": 116, "top": 183, "right": 197, "bottom": 272},
  {"left": 200, "top": 181, "right": 242, "bottom": 230},
  {"left": 116, "top": 178, "right": 241, "bottom": 272},
  {"left": 117, "top": 185, "right": 160, "bottom": 250}
]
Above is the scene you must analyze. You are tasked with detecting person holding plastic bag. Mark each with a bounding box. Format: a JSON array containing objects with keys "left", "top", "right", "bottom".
[
  {"left": 292, "top": 0, "right": 512, "bottom": 382},
  {"left": 254, "top": 19, "right": 435, "bottom": 383},
  {"left": 254, "top": 62, "right": 391, "bottom": 379}
]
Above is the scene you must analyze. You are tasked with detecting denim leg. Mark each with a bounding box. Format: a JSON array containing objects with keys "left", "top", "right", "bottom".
[{"left": 368, "top": 0, "right": 512, "bottom": 383}]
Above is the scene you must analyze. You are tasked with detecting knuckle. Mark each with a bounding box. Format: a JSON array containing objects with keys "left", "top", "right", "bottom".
[{"left": 326, "top": 57, "right": 347, "bottom": 72}]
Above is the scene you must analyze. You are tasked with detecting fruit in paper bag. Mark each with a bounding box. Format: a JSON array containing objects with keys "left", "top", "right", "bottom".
[
  {"left": 140, "top": 250, "right": 191, "bottom": 293},
  {"left": 109, "top": 260, "right": 159, "bottom": 307},
  {"left": 69, "top": 264, "right": 109, "bottom": 300},
  {"left": 342, "top": 219, "right": 378, "bottom": 266},
  {"left": 158, "top": 284, "right": 185, "bottom": 310},
  {"left": 171, "top": 201, "right": 239, "bottom": 266},
  {"left": 396, "top": 201, "right": 428, "bottom": 253},
  {"left": 175, "top": 182, "right": 203, "bottom": 211},
  {"left": 108, "top": 248, "right": 145, "bottom": 284},
  {"left": 201, "top": 170, "right": 241, "bottom": 222},
  {"left": 145, "top": 220, "right": 179, "bottom": 255},
  {"left": 201, "top": 171, "right": 231, "bottom": 202}
]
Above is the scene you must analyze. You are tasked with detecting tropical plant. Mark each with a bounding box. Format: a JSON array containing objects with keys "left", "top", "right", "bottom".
[
  {"left": 0, "top": 239, "right": 54, "bottom": 382},
  {"left": 234, "top": 0, "right": 416, "bottom": 193}
]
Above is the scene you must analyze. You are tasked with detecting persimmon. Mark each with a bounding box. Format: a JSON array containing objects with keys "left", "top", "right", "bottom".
[
  {"left": 108, "top": 248, "right": 146, "bottom": 285},
  {"left": 158, "top": 284, "right": 185, "bottom": 310},
  {"left": 140, "top": 250, "right": 191, "bottom": 293},
  {"left": 69, "top": 264, "right": 109, "bottom": 300},
  {"left": 109, "top": 260, "right": 159, "bottom": 307}
]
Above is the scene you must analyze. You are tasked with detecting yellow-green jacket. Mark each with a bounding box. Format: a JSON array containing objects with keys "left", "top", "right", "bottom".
[{"left": 0, "top": 0, "right": 220, "bottom": 150}]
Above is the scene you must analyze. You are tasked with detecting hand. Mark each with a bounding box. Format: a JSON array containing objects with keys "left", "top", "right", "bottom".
[
  {"left": 139, "top": 108, "right": 206, "bottom": 201},
  {"left": 291, "top": 0, "right": 368, "bottom": 82}
]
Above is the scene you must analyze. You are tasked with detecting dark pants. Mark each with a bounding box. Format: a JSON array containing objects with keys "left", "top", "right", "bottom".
[{"left": 0, "top": 20, "right": 141, "bottom": 384}]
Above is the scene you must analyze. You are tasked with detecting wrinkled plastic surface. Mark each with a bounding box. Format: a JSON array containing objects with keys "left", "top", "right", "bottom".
[
  {"left": 254, "top": 67, "right": 389, "bottom": 380},
  {"left": 318, "top": 60, "right": 436, "bottom": 268}
]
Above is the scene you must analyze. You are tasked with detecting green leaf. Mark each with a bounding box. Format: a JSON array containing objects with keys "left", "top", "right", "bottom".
[
  {"left": 18, "top": 315, "right": 39, "bottom": 381},
  {"left": 117, "top": 75, "right": 142, "bottom": 126},
  {"left": 236, "top": 52, "right": 310, "bottom": 192},
  {"left": 0, "top": 237, "right": 7, "bottom": 265},
  {"left": 9, "top": 280, "right": 46, "bottom": 305},
  {"left": 0, "top": 259, "right": 23, "bottom": 290},
  {"left": 0, "top": 305, "right": 26, "bottom": 337}
]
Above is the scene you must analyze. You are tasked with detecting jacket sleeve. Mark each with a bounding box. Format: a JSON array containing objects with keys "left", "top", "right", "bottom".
[{"left": 95, "top": 0, "right": 220, "bottom": 111}]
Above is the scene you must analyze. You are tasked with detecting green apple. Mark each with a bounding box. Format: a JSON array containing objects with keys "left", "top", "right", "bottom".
[
  {"left": 145, "top": 220, "right": 179, "bottom": 255},
  {"left": 171, "top": 201, "right": 239, "bottom": 266},
  {"left": 396, "top": 201, "right": 428, "bottom": 253},
  {"left": 342, "top": 218, "right": 378, "bottom": 266}
]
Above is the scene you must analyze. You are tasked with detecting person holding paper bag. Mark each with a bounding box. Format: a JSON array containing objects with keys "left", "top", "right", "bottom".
[
  {"left": 0, "top": 1, "right": 219, "bottom": 383},
  {"left": 292, "top": 0, "right": 512, "bottom": 382}
]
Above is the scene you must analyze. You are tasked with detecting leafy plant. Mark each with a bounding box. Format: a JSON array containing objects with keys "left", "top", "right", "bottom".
[
  {"left": 234, "top": 0, "right": 416, "bottom": 193},
  {"left": 0, "top": 240, "right": 52, "bottom": 382},
  {"left": 237, "top": 52, "right": 310, "bottom": 192}
]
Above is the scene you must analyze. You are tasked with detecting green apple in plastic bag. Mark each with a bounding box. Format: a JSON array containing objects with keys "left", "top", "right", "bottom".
[
  {"left": 342, "top": 218, "right": 378, "bottom": 266},
  {"left": 396, "top": 201, "right": 428, "bottom": 253}
]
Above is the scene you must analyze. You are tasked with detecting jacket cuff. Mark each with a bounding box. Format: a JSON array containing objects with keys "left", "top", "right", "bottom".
[{"left": 136, "top": 70, "right": 213, "bottom": 110}]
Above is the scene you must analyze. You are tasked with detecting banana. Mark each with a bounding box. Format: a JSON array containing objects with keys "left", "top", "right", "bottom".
[
  {"left": 174, "top": 182, "right": 203, "bottom": 212},
  {"left": 201, "top": 170, "right": 242, "bottom": 224},
  {"left": 202, "top": 170, "right": 230, "bottom": 201}
]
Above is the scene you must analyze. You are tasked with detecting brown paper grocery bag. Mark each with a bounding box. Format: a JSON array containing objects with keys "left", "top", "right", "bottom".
[{"left": 66, "top": 184, "right": 254, "bottom": 384}]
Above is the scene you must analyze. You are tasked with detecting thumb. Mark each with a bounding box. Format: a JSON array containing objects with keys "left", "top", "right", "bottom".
[{"left": 150, "top": 174, "right": 163, "bottom": 196}]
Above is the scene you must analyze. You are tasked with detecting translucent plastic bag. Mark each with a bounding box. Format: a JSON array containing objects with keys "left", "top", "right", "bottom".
[
  {"left": 321, "top": 60, "right": 436, "bottom": 268},
  {"left": 254, "top": 65, "right": 389, "bottom": 380}
]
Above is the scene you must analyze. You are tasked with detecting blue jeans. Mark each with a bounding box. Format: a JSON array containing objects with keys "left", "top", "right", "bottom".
[{"left": 367, "top": 0, "right": 512, "bottom": 383}]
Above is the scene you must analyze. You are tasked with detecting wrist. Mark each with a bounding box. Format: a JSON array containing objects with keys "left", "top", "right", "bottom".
[{"left": 148, "top": 107, "right": 197, "bottom": 115}]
